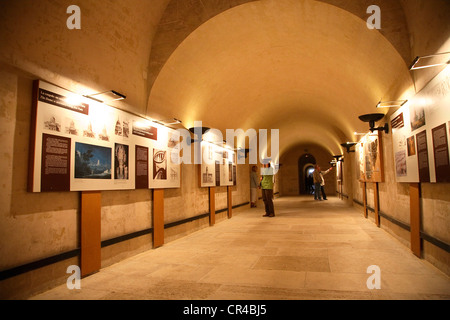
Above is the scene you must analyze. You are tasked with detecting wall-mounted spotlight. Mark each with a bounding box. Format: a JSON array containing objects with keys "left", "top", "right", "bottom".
[
  {"left": 409, "top": 52, "right": 450, "bottom": 70},
  {"left": 85, "top": 90, "right": 126, "bottom": 103},
  {"left": 188, "top": 126, "right": 210, "bottom": 135},
  {"left": 188, "top": 126, "right": 210, "bottom": 144},
  {"left": 358, "top": 113, "right": 389, "bottom": 134},
  {"left": 341, "top": 142, "right": 357, "bottom": 153},
  {"left": 237, "top": 147, "right": 251, "bottom": 159},
  {"left": 376, "top": 100, "right": 408, "bottom": 108},
  {"left": 332, "top": 155, "right": 343, "bottom": 165}
]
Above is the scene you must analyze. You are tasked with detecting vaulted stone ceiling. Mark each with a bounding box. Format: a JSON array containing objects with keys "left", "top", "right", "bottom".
[
  {"left": 147, "top": 0, "right": 411, "bottom": 93},
  {"left": 0, "top": 0, "right": 424, "bottom": 159},
  {"left": 147, "top": 0, "right": 415, "bottom": 157}
]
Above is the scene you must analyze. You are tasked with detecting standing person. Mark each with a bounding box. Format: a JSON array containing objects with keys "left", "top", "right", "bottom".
[
  {"left": 312, "top": 165, "right": 323, "bottom": 201},
  {"left": 306, "top": 173, "right": 314, "bottom": 194},
  {"left": 250, "top": 165, "right": 259, "bottom": 208},
  {"left": 320, "top": 166, "right": 333, "bottom": 200},
  {"left": 260, "top": 163, "right": 275, "bottom": 217}
]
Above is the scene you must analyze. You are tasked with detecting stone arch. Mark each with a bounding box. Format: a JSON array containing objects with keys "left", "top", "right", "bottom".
[
  {"left": 298, "top": 153, "right": 316, "bottom": 195},
  {"left": 147, "top": 0, "right": 415, "bottom": 158},
  {"left": 147, "top": 0, "right": 411, "bottom": 97}
]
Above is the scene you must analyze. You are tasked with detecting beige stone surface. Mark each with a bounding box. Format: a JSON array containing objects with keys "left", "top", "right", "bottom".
[
  {"left": 1, "top": 0, "right": 449, "bottom": 301},
  {"left": 30, "top": 196, "right": 450, "bottom": 300},
  {"left": 148, "top": 0, "right": 415, "bottom": 156}
]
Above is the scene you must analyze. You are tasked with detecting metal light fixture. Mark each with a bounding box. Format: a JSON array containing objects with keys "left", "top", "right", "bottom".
[
  {"left": 236, "top": 147, "right": 250, "bottom": 157},
  {"left": 188, "top": 126, "right": 210, "bottom": 144},
  {"left": 188, "top": 127, "right": 210, "bottom": 135},
  {"left": 237, "top": 147, "right": 251, "bottom": 159},
  {"left": 376, "top": 100, "right": 408, "bottom": 108},
  {"left": 409, "top": 52, "right": 450, "bottom": 70},
  {"left": 358, "top": 113, "right": 389, "bottom": 134},
  {"left": 85, "top": 90, "right": 126, "bottom": 103},
  {"left": 332, "top": 155, "right": 344, "bottom": 163},
  {"left": 341, "top": 142, "right": 357, "bottom": 153}
]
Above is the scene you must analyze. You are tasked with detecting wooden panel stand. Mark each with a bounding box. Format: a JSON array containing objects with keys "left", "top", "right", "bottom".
[
  {"left": 153, "top": 189, "right": 164, "bottom": 248},
  {"left": 81, "top": 191, "right": 101, "bottom": 277},
  {"left": 227, "top": 186, "right": 232, "bottom": 219},
  {"left": 362, "top": 182, "right": 368, "bottom": 218},
  {"left": 209, "top": 187, "right": 215, "bottom": 226},
  {"left": 410, "top": 183, "right": 422, "bottom": 258},
  {"left": 374, "top": 182, "right": 380, "bottom": 227},
  {"left": 336, "top": 181, "right": 341, "bottom": 199}
]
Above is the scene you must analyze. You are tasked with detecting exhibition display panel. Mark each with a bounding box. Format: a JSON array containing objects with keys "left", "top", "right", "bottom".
[
  {"left": 29, "top": 80, "right": 181, "bottom": 192},
  {"left": 355, "top": 131, "right": 384, "bottom": 183},
  {"left": 200, "top": 140, "right": 237, "bottom": 188},
  {"left": 390, "top": 68, "right": 450, "bottom": 183}
]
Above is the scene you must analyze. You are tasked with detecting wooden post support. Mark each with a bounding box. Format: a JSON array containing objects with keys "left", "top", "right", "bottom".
[
  {"left": 153, "top": 189, "right": 164, "bottom": 248},
  {"left": 81, "top": 191, "right": 101, "bottom": 277},
  {"left": 209, "top": 187, "right": 215, "bottom": 226},
  {"left": 374, "top": 182, "right": 380, "bottom": 227},
  {"left": 227, "top": 186, "right": 232, "bottom": 219},
  {"left": 410, "top": 183, "right": 422, "bottom": 258},
  {"left": 337, "top": 182, "right": 340, "bottom": 199},
  {"left": 362, "top": 182, "right": 368, "bottom": 218}
]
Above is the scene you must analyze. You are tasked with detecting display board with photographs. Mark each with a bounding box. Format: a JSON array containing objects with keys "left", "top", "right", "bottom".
[
  {"left": 355, "top": 131, "right": 384, "bottom": 183},
  {"left": 200, "top": 141, "right": 236, "bottom": 188},
  {"left": 29, "top": 80, "right": 181, "bottom": 192},
  {"left": 390, "top": 67, "right": 450, "bottom": 183}
]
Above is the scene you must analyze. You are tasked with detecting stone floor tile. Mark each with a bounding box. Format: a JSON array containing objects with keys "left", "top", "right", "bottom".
[
  {"left": 253, "top": 256, "right": 331, "bottom": 272},
  {"left": 29, "top": 196, "right": 450, "bottom": 300},
  {"left": 199, "top": 266, "right": 306, "bottom": 290}
]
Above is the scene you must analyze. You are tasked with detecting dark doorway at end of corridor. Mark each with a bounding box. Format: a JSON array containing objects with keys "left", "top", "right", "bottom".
[{"left": 298, "top": 153, "right": 316, "bottom": 195}]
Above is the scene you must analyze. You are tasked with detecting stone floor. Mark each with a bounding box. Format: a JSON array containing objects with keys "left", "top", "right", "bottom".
[{"left": 30, "top": 196, "right": 450, "bottom": 300}]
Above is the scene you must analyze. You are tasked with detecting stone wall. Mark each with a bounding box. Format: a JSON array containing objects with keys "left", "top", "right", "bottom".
[
  {"left": 279, "top": 144, "right": 337, "bottom": 198},
  {"left": 0, "top": 0, "right": 252, "bottom": 299},
  {"left": 0, "top": 0, "right": 448, "bottom": 299},
  {"left": 348, "top": 0, "right": 450, "bottom": 275},
  {"left": 0, "top": 71, "right": 252, "bottom": 298}
]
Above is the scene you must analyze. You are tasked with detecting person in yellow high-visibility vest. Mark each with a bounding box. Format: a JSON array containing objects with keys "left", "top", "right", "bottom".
[{"left": 259, "top": 162, "right": 275, "bottom": 217}]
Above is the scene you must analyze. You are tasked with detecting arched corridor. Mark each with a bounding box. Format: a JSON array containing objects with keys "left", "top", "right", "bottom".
[
  {"left": 31, "top": 196, "right": 450, "bottom": 300},
  {"left": 0, "top": 0, "right": 449, "bottom": 302}
]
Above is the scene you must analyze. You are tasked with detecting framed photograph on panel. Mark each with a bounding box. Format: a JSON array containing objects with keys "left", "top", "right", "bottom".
[
  {"left": 356, "top": 132, "right": 384, "bottom": 183},
  {"left": 29, "top": 80, "right": 182, "bottom": 192},
  {"left": 200, "top": 142, "right": 216, "bottom": 187},
  {"left": 390, "top": 66, "right": 450, "bottom": 183}
]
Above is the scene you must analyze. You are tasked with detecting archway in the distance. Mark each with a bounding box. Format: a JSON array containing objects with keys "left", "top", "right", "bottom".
[{"left": 298, "top": 154, "right": 316, "bottom": 195}]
